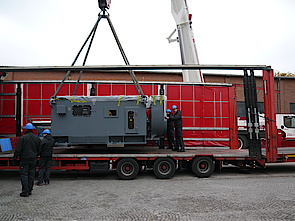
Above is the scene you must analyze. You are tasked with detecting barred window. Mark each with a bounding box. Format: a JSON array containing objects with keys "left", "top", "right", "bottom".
[{"left": 72, "top": 105, "right": 91, "bottom": 117}]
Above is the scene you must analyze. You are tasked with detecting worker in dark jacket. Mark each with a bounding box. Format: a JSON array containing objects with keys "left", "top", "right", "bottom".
[
  {"left": 13, "top": 123, "right": 41, "bottom": 197},
  {"left": 36, "top": 129, "right": 55, "bottom": 186},
  {"left": 165, "top": 109, "right": 175, "bottom": 150},
  {"left": 170, "top": 105, "right": 185, "bottom": 152}
]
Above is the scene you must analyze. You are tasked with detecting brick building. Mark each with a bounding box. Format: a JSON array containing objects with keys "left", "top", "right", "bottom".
[{"left": 205, "top": 73, "right": 295, "bottom": 115}]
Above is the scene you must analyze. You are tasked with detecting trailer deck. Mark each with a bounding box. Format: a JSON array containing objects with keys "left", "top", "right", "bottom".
[
  {"left": 1, "top": 146, "right": 294, "bottom": 179},
  {"left": 0, "top": 147, "right": 263, "bottom": 180},
  {"left": 0, "top": 147, "right": 251, "bottom": 159}
]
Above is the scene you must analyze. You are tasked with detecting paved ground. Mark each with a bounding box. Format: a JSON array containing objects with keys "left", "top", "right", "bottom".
[{"left": 0, "top": 163, "right": 294, "bottom": 221}]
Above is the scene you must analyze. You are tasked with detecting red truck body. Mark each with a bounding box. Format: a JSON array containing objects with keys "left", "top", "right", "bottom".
[{"left": 0, "top": 81, "right": 237, "bottom": 148}]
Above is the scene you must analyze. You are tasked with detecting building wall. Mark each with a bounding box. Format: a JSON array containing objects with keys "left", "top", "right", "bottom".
[
  {"left": 3, "top": 71, "right": 183, "bottom": 82},
  {"left": 277, "top": 78, "right": 295, "bottom": 113},
  {"left": 205, "top": 74, "right": 295, "bottom": 114}
]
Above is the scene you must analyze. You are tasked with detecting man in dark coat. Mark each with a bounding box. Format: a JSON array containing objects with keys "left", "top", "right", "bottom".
[
  {"left": 170, "top": 105, "right": 185, "bottom": 152},
  {"left": 36, "top": 129, "right": 55, "bottom": 186},
  {"left": 165, "top": 109, "right": 175, "bottom": 150},
  {"left": 13, "top": 123, "right": 41, "bottom": 197}
]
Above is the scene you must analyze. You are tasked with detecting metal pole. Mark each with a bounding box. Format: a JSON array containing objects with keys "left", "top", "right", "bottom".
[
  {"left": 263, "top": 69, "right": 278, "bottom": 162},
  {"left": 16, "top": 83, "right": 22, "bottom": 136},
  {"left": 277, "top": 77, "right": 281, "bottom": 113},
  {"left": 243, "top": 70, "right": 262, "bottom": 159}
]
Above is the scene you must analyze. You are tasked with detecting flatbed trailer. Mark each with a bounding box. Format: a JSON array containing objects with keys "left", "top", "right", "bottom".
[
  {"left": 1, "top": 66, "right": 295, "bottom": 179},
  {"left": 1, "top": 147, "right": 294, "bottom": 179}
]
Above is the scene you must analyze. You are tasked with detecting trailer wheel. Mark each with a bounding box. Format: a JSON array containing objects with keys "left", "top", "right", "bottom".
[
  {"left": 116, "top": 158, "right": 139, "bottom": 180},
  {"left": 191, "top": 157, "right": 214, "bottom": 178},
  {"left": 153, "top": 158, "right": 175, "bottom": 179},
  {"left": 238, "top": 135, "right": 249, "bottom": 149}
]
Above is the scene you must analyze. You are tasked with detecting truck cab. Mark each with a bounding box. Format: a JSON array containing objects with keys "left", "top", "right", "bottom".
[
  {"left": 238, "top": 113, "right": 295, "bottom": 148},
  {"left": 277, "top": 114, "right": 295, "bottom": 140}
]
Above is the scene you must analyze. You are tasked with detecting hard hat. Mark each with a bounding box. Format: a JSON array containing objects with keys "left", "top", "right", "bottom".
[
  {"left": 25, "top": 123, "right": 35, "bottom": 130},
  {"left": 166, "top": 109, "right": 172, "bottom": 113},
  {"left": 42, "top": 129, "right": 51, "bottom": 134},
  {"left": 172, "top": 105, "right": 177, "bottom": 109}
]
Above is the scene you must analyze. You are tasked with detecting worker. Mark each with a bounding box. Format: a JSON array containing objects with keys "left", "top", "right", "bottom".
[
  {"left": 170, "top": 105, "right": 185, "bottom": 152},
  {"left": 165, "top": 109, "right": 176, "bottom": 150},
  {"left": 12, "top": 123, "right": 41, "bottom": 197},
  {"left": 36, "top": 129, "right": 55, "bottom": 186}
]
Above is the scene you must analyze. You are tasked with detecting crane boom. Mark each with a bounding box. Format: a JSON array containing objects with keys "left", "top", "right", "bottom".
[{"left": 171, "top": 0, "right": 204, "bottom": 82}]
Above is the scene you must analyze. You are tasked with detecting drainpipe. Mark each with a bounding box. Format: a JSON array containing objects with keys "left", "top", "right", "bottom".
[{"left": 277, "top": 77, "right": 281, "bottom": 113}]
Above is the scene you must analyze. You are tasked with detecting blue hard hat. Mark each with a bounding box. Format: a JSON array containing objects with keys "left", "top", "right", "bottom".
[
  {"left": 42, "top": 129, "right": 51, "bottom": 134},
  {"left": 172, "top": 105, "right": 177, "bottom": 109},
  {"left": 166, "top": 109, "right": 172, "bottom": 113},
  {"left": 25, "top": 123, "right": 35, "bottom": 129}
]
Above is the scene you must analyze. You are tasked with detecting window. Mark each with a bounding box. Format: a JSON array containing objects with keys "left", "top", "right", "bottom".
[
  {"left": 290, "top": 103, "right": 295, "bottom": 114},
  {"left": 284, "top": 116, "right": 295, "bottom": 128},
  {"left": 128, "top": 111, "right": 135, "bottom": 129},
  {"left": 108, "top": 110, "right": 117, "bottom": 116},
  {"left": 104, "top": 107, "right": 118, "bottom": 118},
  {"left": 72, "top": 105, "right": 91, "bottom": 117},
  {"left": 237, "top": 101, "right": 264, "bottom": 117}
]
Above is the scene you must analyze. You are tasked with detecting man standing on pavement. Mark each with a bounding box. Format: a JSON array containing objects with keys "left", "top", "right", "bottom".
[
  {"left": 165, "top": 109, "right": 175, "bottom": 150},
  {"left": 13, "top": 123, "right": 41, "bottom": 197},
  {"left": 36, "top": 129, "right": 55, "bottom": 186},
  {"left": 170, "top": 105, "right": 185, "bottom": 152}
]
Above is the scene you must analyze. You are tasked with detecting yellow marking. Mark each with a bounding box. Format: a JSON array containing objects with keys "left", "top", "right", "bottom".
[
  {"left": 68, "top": 96, "right": 87, "bottom": 103},
  {"left": 152, "top": 96, "right": 156, "bottom": 105},
  {"left": 136, "top": 96, "right": 141, "bottom": 105},
  {"left": 118, "top": 96, "right": 123, "bottom": 106},
  {"left": 70, "top": 100, "right": 87, "bottom": 103}
]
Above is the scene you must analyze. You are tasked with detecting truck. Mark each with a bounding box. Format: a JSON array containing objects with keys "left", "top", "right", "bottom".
[
  {"left": 0, "top": 1, "right": 295, "bottom": 179},
  {"left": 238, "top": 113, "right": 295, "bottom": 149},
  {"left": 1, "top": 65, "right": 295, "bottom": 180}
]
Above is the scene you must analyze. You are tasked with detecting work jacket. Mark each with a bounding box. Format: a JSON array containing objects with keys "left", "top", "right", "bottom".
[
  {"left": 40, "top": 134, "right": 55, "bottom": 158},
  {"left": 166, "top": 113, "right": 174, "bottom": 129},
  {"left": 170, "top": 110, "right": 183, "bottom": 129},
  {"left": 13, "top": 131, "right": 41, "bottom": 160}
]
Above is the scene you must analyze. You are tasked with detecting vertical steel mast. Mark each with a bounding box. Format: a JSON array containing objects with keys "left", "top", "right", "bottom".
[{"left": 170, "top": 0, "right": 203, "bottom": 83}]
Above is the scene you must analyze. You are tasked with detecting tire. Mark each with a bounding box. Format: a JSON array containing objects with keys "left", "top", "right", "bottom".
[
  {"left": 238, "top": 135, "right": 249, "bottom": 149},
  {"left": 191, "top": 157, "right": 214, "bottom": 178},
  {"left": 153, "top": 158, "right": 175, "bottom": 179},
  {"left": 116, "top": 158, "right": 139, "bottom": 180}
]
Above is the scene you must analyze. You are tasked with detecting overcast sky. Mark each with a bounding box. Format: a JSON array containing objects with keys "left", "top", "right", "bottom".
[{"left": 1, "top": 0, "right": 295, "bottom": 73}]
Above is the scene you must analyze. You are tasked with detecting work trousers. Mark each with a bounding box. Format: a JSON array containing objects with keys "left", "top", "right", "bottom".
[
  {"left": 37, "top": 157, "right": 52, "bottom": 183},
  {"left": 19, "top": 159, "right": 36, "bottom": 194},
  {"left": 175, "top": 127, "right": 185, "bottom": 150},
  {"left": 167, "top": 127, "right": 175, "bottom": 149}
]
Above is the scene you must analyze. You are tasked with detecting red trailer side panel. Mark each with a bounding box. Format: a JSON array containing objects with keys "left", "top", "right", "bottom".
[
  {"left": 0, "top": 84, "right": 16, "bottom": 135},
  {"left": 0, "top": 82, "right": 237, "bottom": 148}
]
